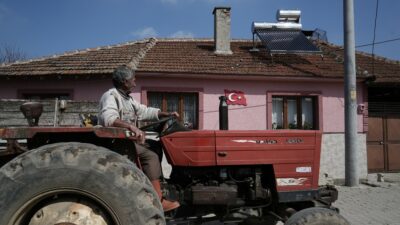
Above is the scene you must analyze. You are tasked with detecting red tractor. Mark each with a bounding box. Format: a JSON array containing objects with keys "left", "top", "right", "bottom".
[{"left": 0, "top": 99, "right": 349, "bottom": 225}]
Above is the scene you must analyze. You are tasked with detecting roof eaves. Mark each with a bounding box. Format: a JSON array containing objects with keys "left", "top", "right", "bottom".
[
  {"left": 150, "top": 38, "right": 254, "bottom": 43},
  {"left": 137, "top": 71, "right": 346, "bottom": 81}
]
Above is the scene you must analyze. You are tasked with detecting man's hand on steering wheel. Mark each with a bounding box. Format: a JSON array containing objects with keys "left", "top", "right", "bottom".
[
  {"left": 139, "top": 112, "right": 179, "bottom": 134},
  {"left": 128, "top": 124, "right": 146, "bottom": 144},
  {"left": 159, "top": 111, "right": 180, "bottom": 119},
  {"left": 169, "top": 111, "right": 179, "bottom": 118}
]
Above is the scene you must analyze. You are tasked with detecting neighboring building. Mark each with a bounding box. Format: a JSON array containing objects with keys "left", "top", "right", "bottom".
[{"left": 0, "top": 7, "right": 399, "bottom": 183}]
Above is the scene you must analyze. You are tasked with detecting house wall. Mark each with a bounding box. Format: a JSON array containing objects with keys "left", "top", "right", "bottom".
[
  {"left": 320, "top": 133, "right": 367, "bottom": 184},
  {"left": 0, "top": 76, "right": 368, "bottom": 183},
  {"left": 0, "top": 78, "right": 112, "bottom": 100},
  {"left": 137, "top": 77, "right": 366, "bottom": 133},
  {"left": 0, "top": 77, "right": 365, "bottom": 133}
]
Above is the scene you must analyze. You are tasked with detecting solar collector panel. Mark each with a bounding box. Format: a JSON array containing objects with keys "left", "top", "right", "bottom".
[{"left": 254, "top": 28, "right": 321, "bottom": 54}]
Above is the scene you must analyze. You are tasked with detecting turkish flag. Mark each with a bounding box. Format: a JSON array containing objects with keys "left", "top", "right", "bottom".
[{"left": 224, "top": 89, "right": 247, "bottom": 106}]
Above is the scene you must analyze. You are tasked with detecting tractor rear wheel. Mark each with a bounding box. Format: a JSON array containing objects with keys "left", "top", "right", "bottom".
[
  {"left": 0, "top": 142, "right": 165, "bottom": 225},
  {"left": 284, "top": 207, "right": 349, "bottom": 225}
]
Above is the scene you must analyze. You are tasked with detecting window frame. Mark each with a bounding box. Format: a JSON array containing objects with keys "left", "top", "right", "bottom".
[
  {"left": 141, "top": 87, "right": 204, "bottom": 130},
  {"left": 267, "top": 91, "right": 322, "bottom": 130}
]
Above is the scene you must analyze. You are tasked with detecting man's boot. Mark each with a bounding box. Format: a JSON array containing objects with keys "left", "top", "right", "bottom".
[{"left": 151, "top": 180, "right": 180, "bottom": 212}]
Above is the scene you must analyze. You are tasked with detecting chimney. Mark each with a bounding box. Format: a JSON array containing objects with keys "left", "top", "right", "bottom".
[{"left": 213, "top": 7, "right": 232, "bottom": 55}]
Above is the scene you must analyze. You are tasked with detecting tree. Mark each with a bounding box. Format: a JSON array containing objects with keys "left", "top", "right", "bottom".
[{"left": 0, "top": 44, "right": 27, "bottom": 64}]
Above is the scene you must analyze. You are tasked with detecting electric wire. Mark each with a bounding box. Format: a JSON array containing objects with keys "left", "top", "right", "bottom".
[
  {"left": 372, "top": 0, "right": 380, "bottom": 77},
  {"left": 372, "top": 0, "right": 380, "bottom": 57},
  {"left": 356, "top": 37, "right": 400, "bottom": 48}
]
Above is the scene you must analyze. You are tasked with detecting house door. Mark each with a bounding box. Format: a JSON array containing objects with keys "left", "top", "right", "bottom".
[
  {"left": 368, "top": 87, "right": 400, "bottom": 172},
  {"left": 367, "top": 115, "right": 400, "bottom": 172},
  {"left": 367, "top": 116, "right": 384, "bottom": 172}
]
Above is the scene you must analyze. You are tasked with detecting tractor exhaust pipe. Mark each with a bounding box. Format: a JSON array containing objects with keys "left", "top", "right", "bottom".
[{"left": 219, "top": 96, "right": 228, "bottom": 130}]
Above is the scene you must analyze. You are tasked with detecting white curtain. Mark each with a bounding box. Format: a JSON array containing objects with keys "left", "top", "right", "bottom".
[
  {"left": 183, "top": 95, "right": 197, "bottom": 128},
  {"left": 287, "top": 98, "right": 297, "bottom": 129},
  {"left": 272, "top": 97, "right": 283, "bottom": 129},
  {"left": 302, "top": 97, "right": 314, "bottom": 129}
]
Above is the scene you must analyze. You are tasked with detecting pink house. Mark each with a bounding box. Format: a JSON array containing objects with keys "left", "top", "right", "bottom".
[{"left": 1, "top": 7, "right": 400, "bottom": 183}]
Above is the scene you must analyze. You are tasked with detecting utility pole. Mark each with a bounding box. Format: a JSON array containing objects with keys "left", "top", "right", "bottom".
[{"left": 344, "top": 0, "right": 359, "bottom": 186}]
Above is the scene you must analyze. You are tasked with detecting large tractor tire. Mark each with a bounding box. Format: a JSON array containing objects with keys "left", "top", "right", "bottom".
[
  {"left": 0, "top": 142, "right": 165, "bottom": 225},
  {"left": 285, "top": 207, "right": 349, "bottom": 225}
]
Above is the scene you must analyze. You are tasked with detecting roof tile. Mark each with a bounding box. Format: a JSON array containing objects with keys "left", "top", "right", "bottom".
[{"left": 0, "top": 38, "right": 399, "bottom": 83}]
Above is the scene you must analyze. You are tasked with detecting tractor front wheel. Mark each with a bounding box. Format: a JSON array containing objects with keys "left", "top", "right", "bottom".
[
  {"left": 285, "top": 207, "right": 349, "bottom": 225},
  {"left": 0, "top": 142, "right": 165, "bottom": 225}
]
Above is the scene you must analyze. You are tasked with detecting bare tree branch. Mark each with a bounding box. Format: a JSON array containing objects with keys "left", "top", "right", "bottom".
[{"left": 0, "top": 44, "right": 27, "bottom": 64}]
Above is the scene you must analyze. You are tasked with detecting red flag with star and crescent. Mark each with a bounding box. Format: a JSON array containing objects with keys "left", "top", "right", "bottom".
[{"left": 224, "top": 89, "right": 247, "bottom": 106}]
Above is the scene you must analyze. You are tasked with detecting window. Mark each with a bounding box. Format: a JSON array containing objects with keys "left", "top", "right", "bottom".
[
  {"left": 147, "top": 92, "right": 199, "bottom": 129},
  {"left": 19, "top": 90, "right": 72, "bottom": 100},
  {"left": 272, "top": 96, "right": 317, "bottom": 130}
]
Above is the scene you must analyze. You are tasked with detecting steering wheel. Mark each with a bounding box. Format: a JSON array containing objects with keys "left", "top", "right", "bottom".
[{"left": 139, "top": 116, "right": 175, "bottom": 134}]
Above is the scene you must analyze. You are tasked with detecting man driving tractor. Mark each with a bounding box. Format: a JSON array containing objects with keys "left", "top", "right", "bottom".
[{"left": 98, "top": 65, "right": 180, "bottom": 212}]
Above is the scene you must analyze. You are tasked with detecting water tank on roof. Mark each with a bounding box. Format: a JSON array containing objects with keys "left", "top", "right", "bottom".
[{"left": 276, "top": 10, "right": 301, "bottom": 23}]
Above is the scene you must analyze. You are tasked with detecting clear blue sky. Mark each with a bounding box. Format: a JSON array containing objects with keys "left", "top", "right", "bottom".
[{"left": 0, "top": 0, "right": 399, "bottom": 60}]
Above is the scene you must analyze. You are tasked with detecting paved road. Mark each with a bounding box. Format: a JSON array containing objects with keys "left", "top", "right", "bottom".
[{"left": 333, "top": 174, "right": 400, "bottom": 225}]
